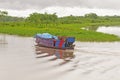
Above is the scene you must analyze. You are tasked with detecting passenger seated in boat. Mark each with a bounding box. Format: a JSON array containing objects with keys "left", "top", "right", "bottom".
[
  {"left": 59, "top": 37, "right": 64, "bottom": 48},
  {"left": 65, "top": 37, "right": 75, "bottom": 47},
  {"left": 53, "top": 39, "right": 56, "bottom": 46}
]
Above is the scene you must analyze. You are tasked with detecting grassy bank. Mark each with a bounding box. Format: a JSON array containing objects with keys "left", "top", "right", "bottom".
[{"left": 0, "top": 22, "right": 120, "bottom": 42}]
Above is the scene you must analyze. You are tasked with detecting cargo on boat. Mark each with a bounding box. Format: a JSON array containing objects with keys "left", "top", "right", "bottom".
[{"left": 34, "top": 33, "right": 75, "bottom": 50}]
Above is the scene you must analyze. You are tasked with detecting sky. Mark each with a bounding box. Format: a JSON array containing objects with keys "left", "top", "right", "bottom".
[{"left": 0, "top": 0, "right": 120, "bottom": 17}]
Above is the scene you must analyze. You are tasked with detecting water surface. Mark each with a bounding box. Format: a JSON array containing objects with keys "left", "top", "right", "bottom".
[
  {"left": 97, "top": 26, "right": 120, "bottom": 37},
  {"left": 0, "top": 35, "right": 120, "bottom": 80},
  {"left": 85, "top": 26, "right": 120, "bottom": 37}
]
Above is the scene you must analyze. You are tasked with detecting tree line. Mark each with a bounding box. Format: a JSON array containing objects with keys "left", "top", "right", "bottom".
[
  {"left": 0, "top": 10, "right": 24, "bottom": 22},
  {"left": 1, "top": 10, "right": 120, "bottom": 24}
]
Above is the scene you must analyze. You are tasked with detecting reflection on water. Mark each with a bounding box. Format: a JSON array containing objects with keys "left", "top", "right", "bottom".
[
  {"left": 84, "top": 26, "right": 98, "bottom": 31},
  {"left": 0, "top": 34, "right": 8, "bottom": 48},
  {"left": 0, "top": 34, "right": 7, "bottom": 44},
  {"left": 35, "top": 46, "right": 75, "bottom": 65}
]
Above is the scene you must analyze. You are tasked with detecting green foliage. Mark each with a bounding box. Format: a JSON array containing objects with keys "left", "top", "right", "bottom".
[
  {"left": 26, "top": 12, "right": 57, "bottom": 24},
  {"left": 85, "top": 13, "right": 98, "bottom": 19},
  {"left": 0, "top": 10, "right": 25, "bottom": 22},
  {"left": 0, "top": 10, "right": 8, "bottom": 16},
  {"left": 1, "top": 11, "right": 120, "bottom": 25},
  {"left": 0, "top": 16, "right": 25, "bottom": 22},
  {"left": 0, "top": 22, "right": 120, "bottom": 42}
]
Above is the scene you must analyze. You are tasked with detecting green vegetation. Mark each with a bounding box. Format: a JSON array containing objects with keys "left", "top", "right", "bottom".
[
  {"left": 0, "top": 10, "right": 24, "bottom": 22},
  {"left": 0, "top": 10, "right": 120, "bottom": 42}
]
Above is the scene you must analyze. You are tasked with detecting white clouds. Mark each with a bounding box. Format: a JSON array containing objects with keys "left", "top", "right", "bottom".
[
  {"left": 42, "top": 7, "right": 120, "bottom": 17},
  {"left": 1, "top": 0, "right": 120, "bottom": 17},
  {"left": 0, "top": 0, "right": 120, "bottom": 10},
  {"left": 5, "top": 7, "right": 120, "bottom": 17},
  {"left": 4, "top": 9, "right": 37, "bottom": 17}
]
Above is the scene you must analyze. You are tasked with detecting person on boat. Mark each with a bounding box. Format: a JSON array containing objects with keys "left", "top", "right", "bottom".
[
  {"left": 53, "top": 39, "right": 56, "bottom": 47},
  {"left": 59, "top": 37, "right": 65, "bottom": 48}
]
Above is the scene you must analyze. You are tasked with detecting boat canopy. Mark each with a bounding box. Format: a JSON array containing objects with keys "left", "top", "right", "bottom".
[{"left": 35, "top": 33, "right": 58, "bottom": 39}]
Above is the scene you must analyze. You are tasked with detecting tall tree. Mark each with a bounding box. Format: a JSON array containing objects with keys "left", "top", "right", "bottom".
[
  {"left": 0, "top": 10, "right": 8, "bottom": 16},
  {"left": 26, "top": 12, "right": 58, "bottom": 24},
  {"left": 85, "top": 13, "right": 98, "bottom": 19}
]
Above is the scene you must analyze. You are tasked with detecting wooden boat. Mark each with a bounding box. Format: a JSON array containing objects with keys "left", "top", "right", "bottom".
[{"left": 34, "top": 33, "right": 75, "bottom": 50}]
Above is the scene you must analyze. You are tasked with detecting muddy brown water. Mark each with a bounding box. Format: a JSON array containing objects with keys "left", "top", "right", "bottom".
[{"left": 0, "top": 34, "right": 120, "bottom": 80}]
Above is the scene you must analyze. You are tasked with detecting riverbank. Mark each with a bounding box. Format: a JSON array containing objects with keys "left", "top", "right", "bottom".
[{"left": 0, "top": 22, "right": 120, "bottom": 42}]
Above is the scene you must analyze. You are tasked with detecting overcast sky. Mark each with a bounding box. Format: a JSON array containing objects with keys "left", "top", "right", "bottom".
[{"left": 0, "top": 0, "right": 120, "bottom": 17}]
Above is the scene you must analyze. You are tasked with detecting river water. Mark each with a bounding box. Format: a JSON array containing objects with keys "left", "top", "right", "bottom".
[
  {"left": 0, "top": 33, "right": 120, "bottom": 80},
  {"left": 97, "top": 26, "right": 120, "bottom": 37},
  {"left": 84, "top": 26, "right": 120, "bottom": 37}
]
